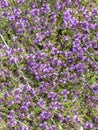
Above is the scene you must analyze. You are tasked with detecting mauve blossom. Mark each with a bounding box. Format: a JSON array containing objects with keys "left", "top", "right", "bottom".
[
  {"left": 91, "top": 84, "right": 98, "bottom": 94},
  {"left": 0, "top": 0, "right": 9, "bottom": 8},
  {"left": 84, "top": 121, "right": 93, "bottom": 129},
  {"left": 94, "top": 117, "right": 98, "bottom": 122},
  {"left": 17, "top": 0, "right": 26, "bottom": 4}
]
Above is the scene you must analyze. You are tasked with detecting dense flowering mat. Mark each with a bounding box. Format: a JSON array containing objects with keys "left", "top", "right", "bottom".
[{"left": 0, "top": 0, "right": 98, "bottom": 130}]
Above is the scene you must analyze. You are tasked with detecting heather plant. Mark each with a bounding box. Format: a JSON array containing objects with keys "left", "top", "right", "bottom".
[{"left": 0, "top": 0, "right": 98, "bottom": 130}]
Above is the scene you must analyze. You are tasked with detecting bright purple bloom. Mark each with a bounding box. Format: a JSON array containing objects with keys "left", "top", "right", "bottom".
[
  {"left": 84, "top": 121, "right": 93, "bottom": 129},
  {"left": 0, "top": 0, "right": 9, "bottom": 8}
]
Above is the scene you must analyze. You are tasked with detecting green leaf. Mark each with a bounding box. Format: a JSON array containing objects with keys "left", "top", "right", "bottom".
[
  {"left": 96, "top": 0, "right": 98, "bottom": 4},
  {"left": 90, "top": 75, "right": 96, "bottom": 84}
]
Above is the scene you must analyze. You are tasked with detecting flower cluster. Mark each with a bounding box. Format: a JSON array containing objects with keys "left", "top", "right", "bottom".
[{"left": 0, "top": 0, "right": 98, "bottom": 130}]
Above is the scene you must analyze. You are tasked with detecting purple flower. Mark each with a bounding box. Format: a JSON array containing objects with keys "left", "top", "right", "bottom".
[
  {"left": 91, "top": 9, "right": 98, "bottom": 16},
  {"left": 96, "top": 34, "right": 98, "bottom": 40},
  {"left": 96, "top": 126, "right": 98, "bottom": 130},
  {"left": 31, "top": 9, "right": 40, "bottom": 16},
  {"left": 61, "top": 89, "right": 69, "bottom": 98},
  {"left": 58, "top": 113, "right": 64, "bottom": 122},
  {"left": 30, "top": 2, "right": 36, "bottom": 9},
  {"left": 0, "top": 0, "right": 9, "bottom": 8},
  {"left": 55, "top": 3, "right": 63, "bottom": 11},
  {"left": 66, "top": 116, "right": 71, "bottom": 123},
  {"left": 42, "top": 4, "right": 51, "bottom": 14},
  {"left": 14, "top": 8, "right": 22, "bottom": 18},
  {"left": 94, "top": 117, "right": 98, "bottom": 122},
  {"left": 21, "top": 125, "right": 29, "bottom": 130},
  {"left": 17, "top": 28, "right": 26, "bottom": 35},
  {"left": 8, "top": 110, "right": 16, "bottom": 127},
  {"left": 37, "top": 98, "right": 46, "bottom": 108},
  {"left": 91, "top": 84, "right": 98, "bottom": 94},
  {"left": 39, "top": 111, "right": 54, "bottom": 120},
  {"left": 49, "top": 101, "right": 64, "bottom": 110},
  {"left": 49, "top": 125, "right": 57, "bottom": 130},
  {"left": 84, "top": 121, "right": 93, "bottom": 129},
  {"left": 9, "top": 110, "right": 15, "bottom": 117},
  {"left": 39, "top": 122, "right": 49, "bottom": 129},
  {"left": 74, "top": 115, "right": 80, "bottom": 123},
  {"left": 6, "top": 100, "right": 14, "bottom": 106},
  {"left": 9, "top": 56, "right": 18, "bottom": 64},
  {"left": 17, "top": 0, "right": 26, "bottom": 4},
  {"left": 48, "top": 92, "right": 58, "bottom": 100},
  {"left": 50, "top": 12, "right": 57, "bottom": 23},
  {"left": 15, "top": 95, "right": 22, "bottom": 104}
]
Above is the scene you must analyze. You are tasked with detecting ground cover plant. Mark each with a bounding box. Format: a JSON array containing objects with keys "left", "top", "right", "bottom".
[{"left": 0, "top": 0, "right": 98, "bottom": 130}]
